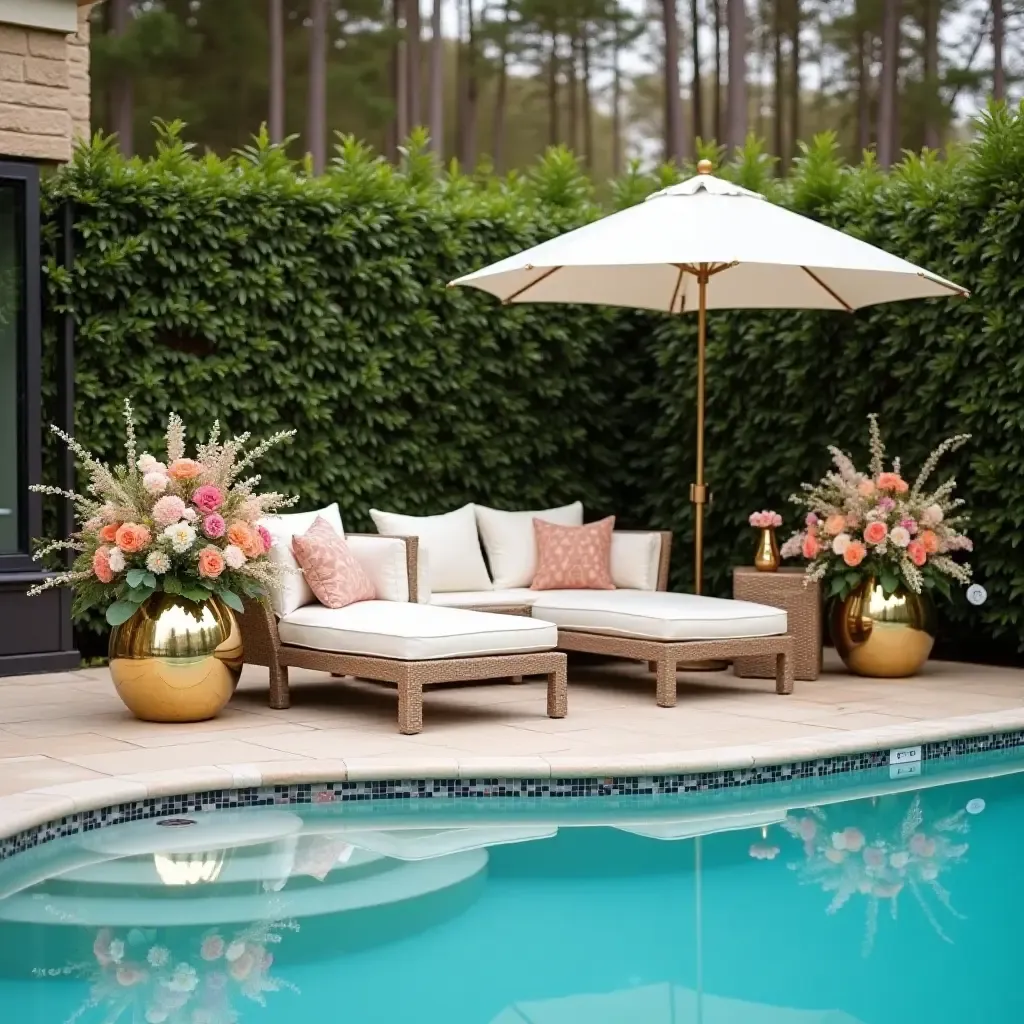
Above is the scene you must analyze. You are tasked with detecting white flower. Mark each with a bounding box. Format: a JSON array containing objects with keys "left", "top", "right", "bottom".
[
  {"left": 137, "top": 453, "right": 158, "bottom": 472},
  {"left": 162, "top": 522, "right": 197, "bottom": 554},
  {"left": 108, "top": 939, "right": 125, "bottom": 964},
  {"left": 223, "top": 544, "right": 246, "bottom": 569},
  {"left": 142, "top": 471, "right": 169, "bottom": 495},
  {"left": 890, "top": 526, "right": 911, "bottom": 548},
  {"left": 831, "top": 831, "right": 847, "bottom": 851},
  {"left": 182, "top": 507, "right": 197, "bottom": 522},
  {"left": 831, "top": 533, "right": 851, "bottom": 556},
  {"left": 225, "top": 941, "right": 246, "bottom": 963},
  {"left": 921, "top": 503, "right": 944, "bottom": 527},
  {"left": 107, "top": 548, "right": 126, "bottom": 574},
  {"left": 146, "top": 550, "right": 170, "bottom": 574},
  {"left": 147, "top": 945, "right": 170, "bottom": 968},
  {"left": 167, "top": 963, "right": 198, "bottom": 992}
]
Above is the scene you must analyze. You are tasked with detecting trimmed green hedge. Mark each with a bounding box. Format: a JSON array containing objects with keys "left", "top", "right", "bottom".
[{"left": 41, "top": 116, "right": 1024, "bottom": 656}]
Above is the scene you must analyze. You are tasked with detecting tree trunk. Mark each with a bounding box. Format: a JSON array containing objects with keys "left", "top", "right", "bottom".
[
  {"left": 726, "top": 0, "right": 747, "bottom": 150},
  {"left": 455, "top": 0, "right": 467, "bottom": 159},
  {"left": 407, "top": 0, "right": 421, "bottom": 129},
  {"left": 789, "top": 0, "right": 800, "bottom": 164},
  {"left": 428, "top": 0, "right": 444, "bottom": 154},
  {"left": 567, "top": 34, "right": 579, "bottom": 153},
  {"left": 662, "top": 0, "right": 685, "bottom": 163},
  {"left": 923, "top": 0, "right": 939, "bottom": 149},
  {"left": 612, "top": 15, "right": 622, "bottom": 174},
  {"left": 856, "top": 22, "right": 870, "bottom": 156},
  {"left": 713, "top": 0, "right": 723, "bottom": 141},
  {"left": 461, "top": 0, "right": 478, "bottom": 168},
  {"left": 110, "top": 0, "right": 134, "bottom": 156},
  {"left": 773, "top": 0, "right": 784, "bottom": 167},
  {"left": 307, "top": 0, "right": 328, "bottom": 172},
  {"left": 547, "top": 29, "right": 559, "bottom": 146},
  {"left": 493, "top": 0, "right": 510, "bottom": 170},
  {"left": 877, "top": 0, "right": 899, "bottom": 168},
  {"left": 690, "top": 0, "right": 703, "bottom": 144},
  {"left": 581, "top": 30, "right": 594, "bottom": 166},
  {"left": 392, "top": 0, "right": 409, "bottom": 155},
  {"left": 992, "top": 0, "right": 1005, "bottom": 101},
  {"left": 268, "top": 0, "right": 285, "bottom": 143}
]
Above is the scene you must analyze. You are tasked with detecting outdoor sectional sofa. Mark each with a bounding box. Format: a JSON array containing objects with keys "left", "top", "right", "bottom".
[{"left": 240, "top": 502, "right": 793, "bottom": 733}]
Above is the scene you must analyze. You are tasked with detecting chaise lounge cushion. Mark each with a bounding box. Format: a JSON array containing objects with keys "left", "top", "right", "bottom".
[
  {"left": 529, "top": 590, "right": 787, "bottom": 642},
  {"left": 278, "top": 601, "right": 558, "bottom": 661},
  {"left": 475, "top": 501, "right": 583, "bottom": 588},
  {"left": 431, "top": 588, "right": 538, "bottom": 608}
]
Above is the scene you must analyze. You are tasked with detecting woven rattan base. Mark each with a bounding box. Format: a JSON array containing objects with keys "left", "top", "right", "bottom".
[{"left": 556, "top": 630, "right": 794, "bottom": 707}]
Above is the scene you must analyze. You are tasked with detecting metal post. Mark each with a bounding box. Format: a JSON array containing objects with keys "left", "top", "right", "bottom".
[{"left": 691, "top": 265, "right": 709, "bottom": 594}]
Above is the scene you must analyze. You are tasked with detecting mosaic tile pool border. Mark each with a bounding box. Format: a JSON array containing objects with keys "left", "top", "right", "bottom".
[{"left": 2, "top": 728, "right": 1023, "bottom": 862}]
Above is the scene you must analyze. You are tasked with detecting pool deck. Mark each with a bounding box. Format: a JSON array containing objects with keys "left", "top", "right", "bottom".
[{"left": 1, "top": 652, "right": 1023, "bottom": 838}]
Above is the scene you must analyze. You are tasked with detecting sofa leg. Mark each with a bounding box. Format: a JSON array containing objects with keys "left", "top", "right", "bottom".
[
  {"left": 268, "top": 664, "right": 291, "bottom": 710},
  {"left": 398, "top": 679, "right": 424, "bottom": 734},
  {"left": 656, "top": 659, "right": 677, "bottom": 708},
  {"left": 647, "top": 661, "right": 657, "bottom": 674},
  {"left": 510, "top": 674, "right": 525, "bottom": 684},
  {"left": 546, "top": 662, "right": 568, "bottom": 719},
  {"left": 775, "top": 651, "right": 794, "bottom": 695}
]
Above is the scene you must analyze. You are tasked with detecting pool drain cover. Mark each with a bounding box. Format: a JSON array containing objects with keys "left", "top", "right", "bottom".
[{"left": 156, "top": 818, "right": 196, "bottom": 828}]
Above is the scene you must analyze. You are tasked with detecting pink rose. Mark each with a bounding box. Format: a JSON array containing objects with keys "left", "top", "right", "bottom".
[
  {"left": 198, "top": 546, "right": 226, "bottom": 579},
  {"left": 92, "top": 547, "right": 113, "bottom": 584},
  {"left": 192, "top": 484, "right": 224, "bottom": 514},
  {"left": 843, "top": 541, "right": 867, "bottom": 567},
  {"left": 257, "top": 524, "right": 272, "bottom": 552},
  {"left": 907, "top": 540, "right": 927, "bottom": 567},
  {"left": 797, "top": 818, "right": 817, "bottom": 841},
  {"left": 202, "top": 513, "right": 226, "bottom": 539},
  {"left": 802, "top": 534, "right": 820, "bottom": 559},
  {"left": 805, "top": 513, "right": 819, "bottom": 528},
  {"left": 200, "top": 935, "right": 225, "bottom": 961},
  {"left": 152, "top": 495, "right": 187, "bottom": 527},
  {"left": 864, "top": 521, "right": 888, "bottom": 545},
  {"left": 863, "top": 846, "right": 885, "bottom": 868},
  {"left": 842, "top": 827, "right": 865, "bottom": 852}
]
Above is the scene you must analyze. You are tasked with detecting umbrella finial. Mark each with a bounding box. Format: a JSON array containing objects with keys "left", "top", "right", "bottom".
[{"left": 696, "top": 159, "right": 713, "bottom": 175}]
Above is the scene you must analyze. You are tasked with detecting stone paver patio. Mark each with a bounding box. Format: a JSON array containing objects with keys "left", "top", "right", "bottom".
[{"left": 1, "top": 652, "right": 1023, "bottom": 839}]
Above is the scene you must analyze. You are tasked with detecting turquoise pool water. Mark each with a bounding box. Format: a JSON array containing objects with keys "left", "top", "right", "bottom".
[{"left": 1, "top": 753, "right": 1022, "bottom": 1023}]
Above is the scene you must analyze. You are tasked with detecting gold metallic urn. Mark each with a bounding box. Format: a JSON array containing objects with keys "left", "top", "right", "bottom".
[
  {"left": 829, "top": 577, "right": 936, "bottom": 678},
  {"left": 753, "top": 528, "right": 781, "bottom": 572},
  {"left": 108, "top": 593, "right": 243, "bottom": 722}
]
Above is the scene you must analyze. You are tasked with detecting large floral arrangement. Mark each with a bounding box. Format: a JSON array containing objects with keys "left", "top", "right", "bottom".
[
  {"left": 771, "top": 793, "right": 979, "bottom": 956},
  {"left": 779, "top": 415, "right": 972, "bottom": 600},
  {"left": 29, "top": 401, "right": 297, "bottom": 625},
  {"left": 36, "top": 921, "right": 299, "bottom": 1024}
]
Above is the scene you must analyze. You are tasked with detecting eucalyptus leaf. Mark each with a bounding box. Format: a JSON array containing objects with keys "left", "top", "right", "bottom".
[
  {"left": 125, "top": 585, "right": 155, "bottom": 604},
  {"left": 126, "top": 568, "right": 146, "bottom": 588},
  {"left": 105, "top": 601, "right": 139, "bottom": 627},
  {"left": 218, "top": 589, "right": 244, "bottom": 613}
]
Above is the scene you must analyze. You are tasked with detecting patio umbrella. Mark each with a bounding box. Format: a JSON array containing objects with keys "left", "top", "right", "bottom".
[{"left": 448, "top": 161, "right": 969, "bottom": 593}]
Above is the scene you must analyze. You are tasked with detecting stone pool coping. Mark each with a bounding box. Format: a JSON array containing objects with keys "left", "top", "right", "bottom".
[{"left": 3, "top": 706, "right": 1024, "bottom": 846}]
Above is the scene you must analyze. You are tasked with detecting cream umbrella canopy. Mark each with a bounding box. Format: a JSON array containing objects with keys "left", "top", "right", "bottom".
[{"left": 448, "top": 161, "right": 969, "bottom": 593}]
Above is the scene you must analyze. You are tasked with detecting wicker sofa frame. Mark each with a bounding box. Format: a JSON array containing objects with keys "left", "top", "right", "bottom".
[{"left": 238, "top": 536, "right": 567, "bottom": 734}]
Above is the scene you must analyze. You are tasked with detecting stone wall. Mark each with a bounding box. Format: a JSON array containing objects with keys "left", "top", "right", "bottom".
[{"left": 0, "top": 3, "right": 90, "bottom": 163}]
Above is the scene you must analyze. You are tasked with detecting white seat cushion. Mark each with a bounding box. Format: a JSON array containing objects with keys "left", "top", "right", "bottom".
[
  {"left": 529, "top": 590, "right": 787, "bottom": 641},
  {"left": 278, "top": 601, "right": 557, "bottom": 661},
  {"left": 430, "top": 588, "right": 538, "bottom": 608},
  {"left": 370, "top": 504, "right": 492, "bottom": 593},
  {"left": 260, "top": 504, "right": 345, "bottom": 617},
  {"left": 475, "top": 502, "right": 583, "bottom": 588}
]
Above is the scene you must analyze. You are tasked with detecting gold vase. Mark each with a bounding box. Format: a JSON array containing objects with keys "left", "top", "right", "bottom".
[
  {"left": 753, "top": 527, "right": 780, "bottom": 572},
  {"left": 829, "top": 576, "right": 936, "bottom": 678},
  {"left": 108, "top": 593, "right": 243, "bottom": 722}
]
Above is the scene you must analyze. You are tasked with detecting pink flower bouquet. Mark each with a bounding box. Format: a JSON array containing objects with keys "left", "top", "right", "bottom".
[
  {"left": 28, "top": 401, "right": 298, "bottom": 625},
  {"left": 749, "top": 510, "right": 783, "bottom": 529},
  {"left": 779, "top": 416, "right": 972, "bottom": 601}
]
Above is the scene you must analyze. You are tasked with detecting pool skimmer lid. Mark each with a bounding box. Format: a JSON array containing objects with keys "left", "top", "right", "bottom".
[{"left": 156, "top": 818, "right": 196, "bottom": 828}]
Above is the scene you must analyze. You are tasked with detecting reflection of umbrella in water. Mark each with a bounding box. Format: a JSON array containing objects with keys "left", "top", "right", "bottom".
[
  {"left": 449, "top": 163, "right": 968, "bottom": 593},
  {"left": 490, "top": 982, "right": 867, "bottom": 1023}
]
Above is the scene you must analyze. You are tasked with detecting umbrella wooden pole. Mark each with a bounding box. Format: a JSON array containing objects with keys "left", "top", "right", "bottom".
[{"left": 692, "top": 266, "right": 709, "bottom": 594}]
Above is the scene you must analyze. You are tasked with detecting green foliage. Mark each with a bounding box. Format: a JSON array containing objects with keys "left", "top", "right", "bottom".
[{"left": 40, "top": 109, "right": 1024, "bottom": 656}]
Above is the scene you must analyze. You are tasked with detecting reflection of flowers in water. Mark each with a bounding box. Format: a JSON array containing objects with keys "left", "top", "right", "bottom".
[
  {"left": 778, "top": 793, "right": 976, "bottom": 956},
  {"left": 34, "top": 919, "right": 299, "bottom": 1023},
  {"left": 748, "top": 841, "right": 780, "bottom": 860}
]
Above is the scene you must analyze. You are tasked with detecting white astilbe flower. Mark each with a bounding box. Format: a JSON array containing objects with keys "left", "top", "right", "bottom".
[
  {"left": 165, "top": 411, "right": 186, "bottom": 463},
  {"left": 911, "top": 432, "right": 971, "bottom": 499},
  {"left": 899, "top": 555, "right": 923, "bottom": 593},
  {"left": 27, "top": 570, "right": 91, "bottom": 596},
  {"left": 867, "top": 413, "right": 886, "bottom": 478},
  {"left": 930, "top": 555, "right": 972, "bottom": 584},
  {"left": 31, "top": 538, "right": 84, "bottom": 561},
  {"left": 122, "top": 398, "right": 137, "bottom": 472},
  {"left": 231, "top": 430, "right": 297, "bottom": 481},
  {"left": 828, "top": 446, "right": 859, "bottom": 482}
]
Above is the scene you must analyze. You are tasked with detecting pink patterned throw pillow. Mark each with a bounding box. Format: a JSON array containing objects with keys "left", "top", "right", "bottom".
[
  {"left": 531, "top": 516, "right": 616, "bottom": 591},
  {"left": 290, "top": 516, "right": 376, "bottom": 609}
]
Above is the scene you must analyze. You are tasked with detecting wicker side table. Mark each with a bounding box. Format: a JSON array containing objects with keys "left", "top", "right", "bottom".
[{"left": 733, "top": 567, "right": 822, "bottom": 681}]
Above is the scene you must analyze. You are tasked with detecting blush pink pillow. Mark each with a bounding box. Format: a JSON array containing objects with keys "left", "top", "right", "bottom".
[
  {"left": 290, "top": 516, "right": 376, "bottom": 609},
  {"left": 531, "top": 516, "right": 616, "bottom": 591}
]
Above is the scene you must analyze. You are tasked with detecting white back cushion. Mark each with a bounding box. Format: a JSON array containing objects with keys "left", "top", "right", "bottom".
[
  {"left": 475, "top": 501, "right": 583, "bottom": 589},
  {"left": 260, "top": 503, "right": 344, "bottom": 616},
  {"left": 610, "top": 531, "right": 663, "bottom": 591},
  {"left": 344, "top": 535, "right": 432, "bottom": 603},
  {"left": 370, "top": 503, "right": 491, "bottom": 593}
]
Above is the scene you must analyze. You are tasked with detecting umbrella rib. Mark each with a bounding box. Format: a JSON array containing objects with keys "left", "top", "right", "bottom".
[
  {"left": 917, "top": 270, "right": 970, "bottom": 297},
  {"left": 802, "top": 266, "right": 854, "bottom": 312},
  {"left": 501, "top": 266, "right": 561, "bottom": 304},
  {"left": 669, "top": 265, "right": 686, "bottom": 313}
]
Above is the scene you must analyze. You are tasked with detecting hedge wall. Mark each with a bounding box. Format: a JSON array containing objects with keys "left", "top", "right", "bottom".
[{"left": 41, "top": 115, "right": 1024, "bottom": 657}]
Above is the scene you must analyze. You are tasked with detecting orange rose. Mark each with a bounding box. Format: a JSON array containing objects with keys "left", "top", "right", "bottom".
[
  {"left": 843, "top": 541, "right": 867, "bottom": 567},
  {"left": 863, "top": 521, "right": 888, "bottom": 545},
  {"left": 824, "top": 514, "right": 846, "bottom": 536},
  {"left": 907, "top": 540, "right": 927, "bottom": 567},
  {"left": 877, "top": 472, "right": 908, "bottom": 493},
  {"left": 227, "top": 521, "right": 262, "bottom": 558},
  {"left": 228, "top": 950, "right": 256, "bottom": 981},
  {"left": 114, "top": 522, "right": 151, "bottom": 553},
  {"left": 167, "top": 458, "right": 202, "bottom": 481},
  {"left": 197, "top": 545, "right": 226, "bottom": 579},
  {"left": 920, "top": 529, "right": 939, "bottom": 554},
  {"left": 115, "top": 966, "right": 146, "bottom": 987},
  {"left": 99, "top": 523, "right": 120, "bottom": 544}
]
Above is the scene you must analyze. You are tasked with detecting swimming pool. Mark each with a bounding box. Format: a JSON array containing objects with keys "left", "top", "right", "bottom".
[{"left": 1, "top": 750, "right": 1021, "bottom": 1023}]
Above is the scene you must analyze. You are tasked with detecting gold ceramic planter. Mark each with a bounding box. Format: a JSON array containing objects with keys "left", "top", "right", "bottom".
[
  {"left": 753, "top": 527, "right": 780, "bottom": 572},
  {"left": 108, "top": 593, "right": 243, "bottom": 722},
  {"left": 829, "top": 577, "right": 936, "bottom": 678}
]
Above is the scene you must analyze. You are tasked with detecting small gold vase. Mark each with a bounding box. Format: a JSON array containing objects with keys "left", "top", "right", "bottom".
[
  {"left": 829, "top": 576, "right": 936, "bottom": 678},
  {"left": 108, "top": 592, "right": 243, "bottom": 722},
  {"left": 753, "top": 527, "right": 780, "bottom": 572}
]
